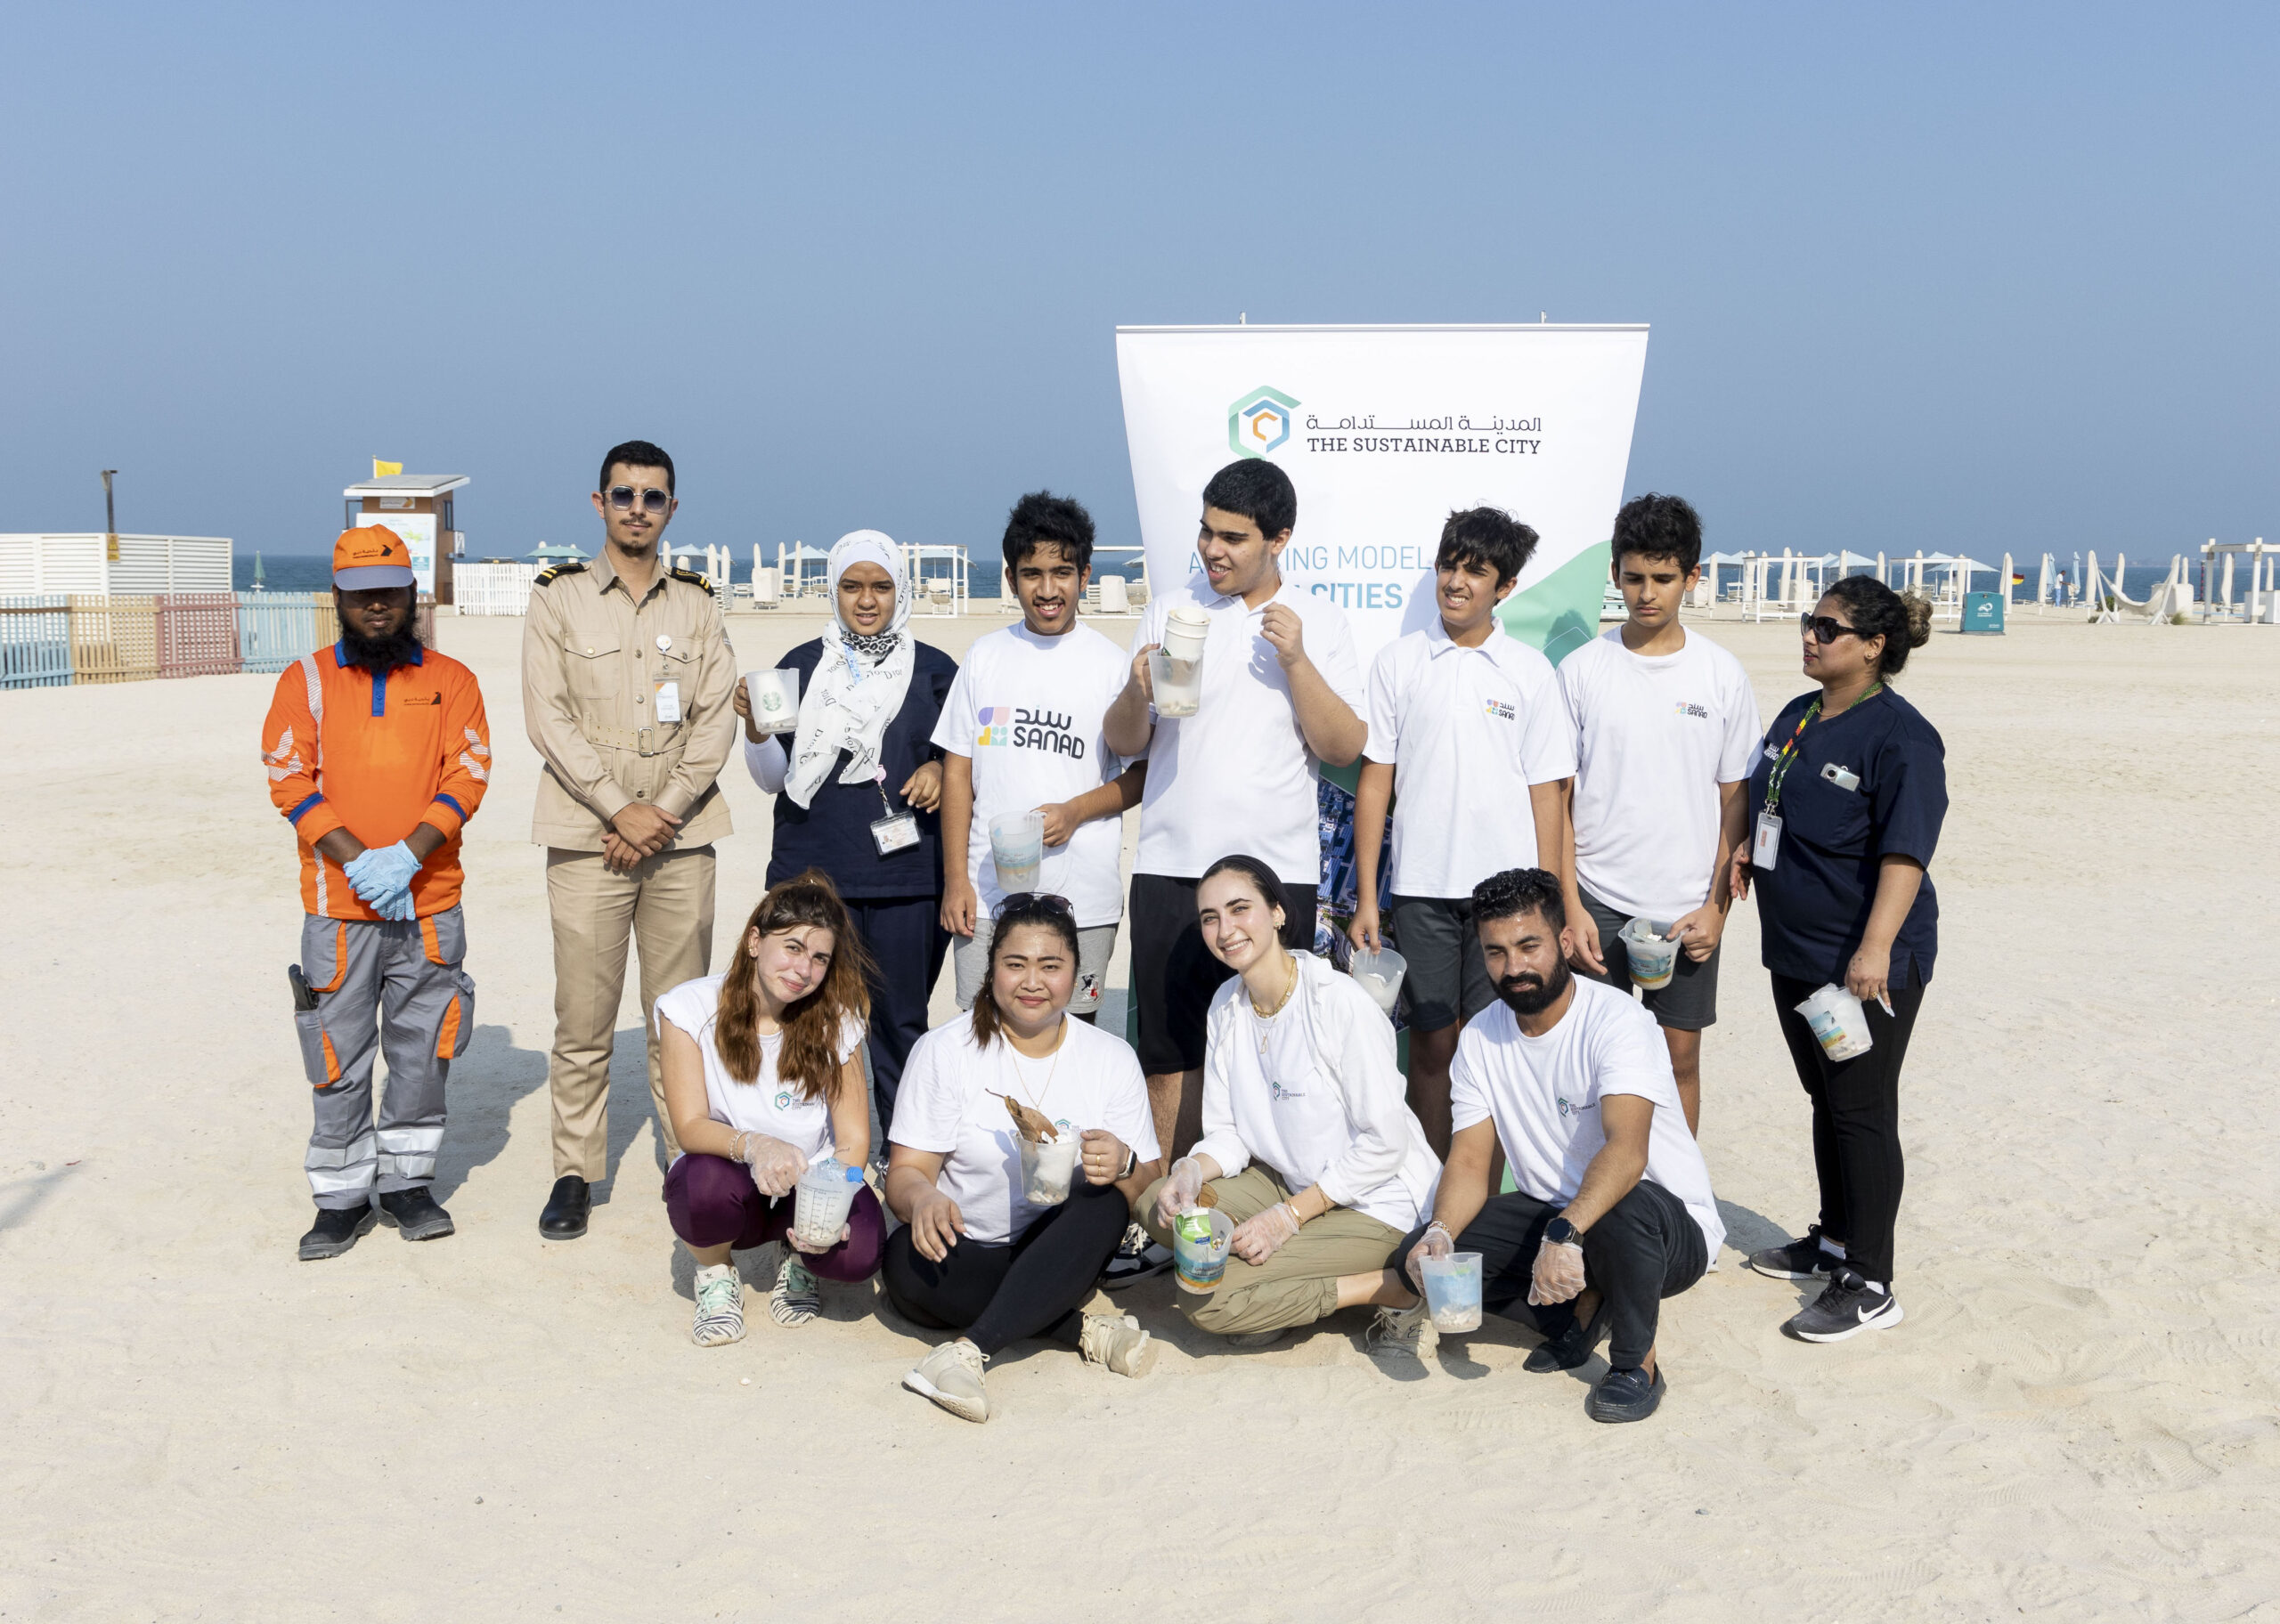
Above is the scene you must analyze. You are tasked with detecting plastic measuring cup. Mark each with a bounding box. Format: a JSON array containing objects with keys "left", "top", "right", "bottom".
[
  {"left": 791, "top": 1157, "right": 863, "bottom": 1247},
  {"left": 1420, "top": 1250, "right": 1484, "bottom": 1332},
  {"left": 1018, "top": 1132, "right": 1080, "bottom": 1206},
  {"left": 1171, "top": 1207, "right": 1235, "bottom": 1294},
  {"left": 1794, "top": 983, "right": 1874, "bottom": 1060},
  {"left": 989, "top": 809, "right": 1046, "bottom": 894},
  {"left": 1620, "top": 918, "right": 1682, "bottom": 990},
  {"left": 743, "top": 668, "right": 800, "bottom": 733},
  {"left": 1348, "top": 946, "right": 1407, "bottom": 1017},
  {"left": 1147, "top": 648, "right": 1203, "bottom": 718}
]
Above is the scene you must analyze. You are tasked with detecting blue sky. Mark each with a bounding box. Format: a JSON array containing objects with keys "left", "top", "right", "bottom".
[{"left": 4, "top": 3, "right": 2274, "bottom": 562}]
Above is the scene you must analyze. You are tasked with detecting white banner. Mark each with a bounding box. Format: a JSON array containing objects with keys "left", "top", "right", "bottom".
[
  {"left": 368, "top": 513, "right": 438, "bottom": 597},
  {"left": 1113, "top": 324, "right": 1649, "bottom": 669}
]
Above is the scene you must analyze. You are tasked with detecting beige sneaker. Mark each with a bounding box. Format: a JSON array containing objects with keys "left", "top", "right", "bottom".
[
  {"left": 1079, "top": 1312, "right": 1159, "bottom": 1378},
  {"left": 903, "top": 1338, "right": 990, "bottom": 1423},
  {"left": 691, "top": 1263, "right": 746, "bottom": 1347},
  {"left": 1365, "top": 1302, "right": 1437, "bottom": 1364}
]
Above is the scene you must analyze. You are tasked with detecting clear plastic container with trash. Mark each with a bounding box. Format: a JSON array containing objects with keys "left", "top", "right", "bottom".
[
  {"left": 1420, "top": 1250, "right": 1485, "bottom": 1332},
  {"left": 1149, "top": 604, "right": 1210, "bottom": 717},
  {"left": 1171, "top": 1206, "right": 1234, "bottom": 1294},
  {"left": 741, "top": 668, "right": 801, "bottom": 733},
  {"left": 1348, "top": 946, "right": 1407, "bottom": 1018},
  {"left": 1018, "top": 1132, "right": 1080, "bottom": 1206},
  {"left": 989, "top": 809, "right": 1045, "bottom": 894},
  {"left": 1619, "top": 917, "right": 1682, "bottom": 991},
  {"left": 791, "top": 1157, "right": 864, "bottom": 1248},
  {"left": 1795, "top": 984, "right": 1875, "bottom": 1060}
]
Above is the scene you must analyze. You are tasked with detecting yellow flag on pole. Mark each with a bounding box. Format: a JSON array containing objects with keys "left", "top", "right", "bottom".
[{"left": 372, "top": 459, "right": 403, "bottom": 478}]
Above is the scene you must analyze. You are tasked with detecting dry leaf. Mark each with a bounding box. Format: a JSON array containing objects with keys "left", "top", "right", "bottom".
[{"left": 1003, "top": 1095, "right": 1057, "bottom": 1143}]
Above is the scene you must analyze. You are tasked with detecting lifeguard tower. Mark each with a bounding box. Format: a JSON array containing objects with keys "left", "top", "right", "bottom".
[{"left": 341, "top": 473, "right": 468, "bottom": 605}]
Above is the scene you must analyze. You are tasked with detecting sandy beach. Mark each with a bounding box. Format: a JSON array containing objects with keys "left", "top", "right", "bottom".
[{"left": 4, "top": 605, "right": 2277, "bottom": 1622}]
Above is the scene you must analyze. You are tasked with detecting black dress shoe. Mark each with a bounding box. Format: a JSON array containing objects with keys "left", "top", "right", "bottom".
[
  {"left": 298, "top": 1203, "right": 377, "bottom": 1262},
  {"left": 377, "top": 1187, "right": 456, "bottom": 1241},
  {"left": 540, "top": 1174, "right": 590, "bottom": 1238},
  {"left": 1523, "top": 1301, "right": 1611, "bottom": 1373}
]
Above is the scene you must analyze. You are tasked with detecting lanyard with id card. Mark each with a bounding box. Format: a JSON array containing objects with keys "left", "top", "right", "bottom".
[
  {"left": 869, "top": 767, "right": 920, "bottom": 857},
  {"left": 1754, "top": 684, "right": 1879, "bottom": 871}
]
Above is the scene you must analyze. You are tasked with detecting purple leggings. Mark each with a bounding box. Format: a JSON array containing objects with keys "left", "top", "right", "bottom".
[{"left": 664, "top": 1153, "right": 884, "bottom": 1282}]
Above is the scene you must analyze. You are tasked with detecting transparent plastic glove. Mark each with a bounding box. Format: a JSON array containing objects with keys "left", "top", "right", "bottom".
[
  {"left": 345, "top": 841, "right": 421, "bottom": 921},
  {"left": 1231, "top": 1201, "right": 1301, "bottom": 1265},
  {"left": 743, "top": 1135, "right": 808, "bottom": 1201},
  {"left": 1527, "top": 1237, "right": 1588, "bottom": 1307},
  {"left": 1406, "top": 1222, "right": 1455, "bottom": 1292},
  {"left": 1152, "top": 1157, "right": 1204, "bottom": 1229}
]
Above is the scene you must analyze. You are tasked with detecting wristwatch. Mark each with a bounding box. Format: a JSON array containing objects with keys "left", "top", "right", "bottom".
[
  {"left": 1119, "top": 1147, "right": 1138, "bottom": 1181},
  {"left": 1544, "top": 1214, "right": 1584, "bottom": 1246}
]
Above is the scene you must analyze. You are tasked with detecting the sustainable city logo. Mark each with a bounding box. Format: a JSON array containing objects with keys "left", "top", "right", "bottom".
[{"left": 1228, "top": 386, "right": 1299, "bottom": 459}]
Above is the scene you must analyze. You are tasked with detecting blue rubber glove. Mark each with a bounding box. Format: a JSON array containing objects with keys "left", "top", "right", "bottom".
[{"left": 344, "top": 841, "right": 421, "bottom": 922}]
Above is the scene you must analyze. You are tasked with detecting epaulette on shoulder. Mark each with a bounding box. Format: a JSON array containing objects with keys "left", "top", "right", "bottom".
[
  {"left": 533, "top": 561, "right": 588, "bottom": 587},
  {"left": 668, "top": 564, "right": 712, "bottom": 589}
]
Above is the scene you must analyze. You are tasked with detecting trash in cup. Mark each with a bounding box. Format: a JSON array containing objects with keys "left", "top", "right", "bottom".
[
  {"left": 1172, "top": 1206, "right": 1235, "bottom": 1294},
  {"left": 791, "top": 1157, "right": 863, "bottom": 1249},
  {"left": 1147, "top": 649, "right": 1203, "bottom": 718},
  {"left": 743, "top": 668, "right": 800, "bottom": 733},
  {"left": 1420, "top": 1250, "right": 1484, "bottom": 1333},
  {"left": 1018, "top": 1133, "right": 1079, "bottom": 1206},
  {"left": 1795, "top": 984, "right": 1874, "bottom": 1061},
  {"left": 1619, "top": 918, "right": 1682, "bottom": 991},
  {"left": 1348, "top": 946, "right": 1407, "bottom": 1017},
  {"left": 989, "top": 809, "right": 1045, "bottom": 894}
]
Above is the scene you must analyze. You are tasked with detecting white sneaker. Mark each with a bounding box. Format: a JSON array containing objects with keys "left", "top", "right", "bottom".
[
  {"left": 691, "top": 1263, "right": 746, "bottom": 1347},
  {"left": 770, "top": 1251, "right": 820, "bottom": 1328},
  {"left": 1365, "top": 1303, "right": 1437, "bottom": 1363},
  {"left": 1079, "top": 1312, "right": 1158, "bottom": 1378},
  {"left": 903, "top": 1338, "right": 990, "bottom": 1423}
]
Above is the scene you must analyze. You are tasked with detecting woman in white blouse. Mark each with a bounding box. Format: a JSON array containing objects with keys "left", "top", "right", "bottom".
[{"left": 1142, "top": 855, "right": 1443, "bottom": 1354}]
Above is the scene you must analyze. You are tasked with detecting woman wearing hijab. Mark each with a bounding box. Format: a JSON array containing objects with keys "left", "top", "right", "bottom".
[{"left": 737, "top": 532, "right": 958, "bottom": 1133}]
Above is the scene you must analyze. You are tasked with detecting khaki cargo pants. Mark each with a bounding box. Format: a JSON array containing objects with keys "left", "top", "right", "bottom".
[
  {"left": 544, "top": 844, "right": 714, "bottom": 1181},
  {"left": 1140, "top": 1165, "right": 1407, "bottom": 1336}
]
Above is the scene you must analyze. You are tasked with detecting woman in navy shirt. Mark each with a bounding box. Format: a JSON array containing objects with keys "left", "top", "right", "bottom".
[
  {"left": 735, "top": 532, "right": 958, "bottom": 1132},
  {"left": 1730, "top": 577, "right": 1944, "bottom": 1344}
]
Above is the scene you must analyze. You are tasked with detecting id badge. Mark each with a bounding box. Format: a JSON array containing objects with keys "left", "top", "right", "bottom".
[
  {"left": 1753, "top": 809, "right": 1783, "bottom": 871},
  {"left": 870, "top": 813, "right": 920, "bottom": 856},
  {"left": 653, "top": 680, "right": 683, "bottom": 724}
]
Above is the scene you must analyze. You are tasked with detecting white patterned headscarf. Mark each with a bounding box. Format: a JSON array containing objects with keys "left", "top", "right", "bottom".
[{"left": 785, "top": 530, "right": 916, "bottom": 810}]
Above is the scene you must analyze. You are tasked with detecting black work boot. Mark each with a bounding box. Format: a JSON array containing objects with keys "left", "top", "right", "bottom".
[
  {"left": 377, "top": 1187, "right": 456, "bottom": 1241},
  {"left": 539, "top": 1174, "right": 590, "bottom": 1239},
  {"left": 298, "top": 1203, "right": 377, "bottom": 1261}
]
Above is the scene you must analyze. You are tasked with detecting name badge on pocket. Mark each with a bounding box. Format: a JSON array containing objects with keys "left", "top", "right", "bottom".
[
  {"left": 1753, "top": 809, "right": 1783, "bottom": 870},
  {"left": 1820, "top": 762, "right": 1861, "bottom": 792},
  {"left": 870, "top": 813, "right": 921, "bottom": 856},
  {"left": 653, "top": 680, "right": 682, "bottom": 724}
]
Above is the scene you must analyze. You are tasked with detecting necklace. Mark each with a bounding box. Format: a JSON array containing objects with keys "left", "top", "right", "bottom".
[
  {"left": 1002, "top": 1018, "right": 1067, "bottom": 1118},
  {"left": 1250, "top": 953, "right": 1298, "bottom": 1059}
]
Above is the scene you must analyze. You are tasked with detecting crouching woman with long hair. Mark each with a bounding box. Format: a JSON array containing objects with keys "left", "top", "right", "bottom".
[
  {"left": 656, "top": 871, "right": 881, "bottom": 1347},
  {"left": 884, "top": 892, "right": 1163, "bottom": 1423}
]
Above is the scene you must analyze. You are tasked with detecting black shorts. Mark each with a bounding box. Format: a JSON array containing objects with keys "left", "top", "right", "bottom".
[
  {"left": 1387, "top": 894, "right": 1494, "bottom": 1034},
  {"left": 1573, "top": 885, "right": 1721, "bottom": 1031},
  {"left": 1128, "top": 873, "right": 1319, "bottom": 1076}
]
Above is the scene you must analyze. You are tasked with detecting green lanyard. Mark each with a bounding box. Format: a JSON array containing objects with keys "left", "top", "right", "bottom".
[{"left": 1763, "top": 685, "right": 1880, "bottom": 814}]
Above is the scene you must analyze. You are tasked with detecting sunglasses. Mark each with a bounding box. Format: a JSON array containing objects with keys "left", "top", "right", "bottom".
[
  {"left": 606, "top": 485, "right": 672, "bottom": 515},
  {"left": 1799, "top": 613, "right": 1862, "bottom": 646},
  {"left": 998, "top": 892, "right": 1074, "bottom": 917}
]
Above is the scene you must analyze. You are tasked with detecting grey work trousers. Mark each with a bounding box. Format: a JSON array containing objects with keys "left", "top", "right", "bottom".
[{"left": 294, "top": 907, "right": 476, "bottom": 1210}]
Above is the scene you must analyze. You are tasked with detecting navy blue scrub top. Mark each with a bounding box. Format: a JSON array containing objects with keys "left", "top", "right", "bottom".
[
  {"left": 1746, "top": 686, "right": 1947, "bottom": 988},
  {"left": 765, "top": 638, "right": 958, "bottom": 900}
]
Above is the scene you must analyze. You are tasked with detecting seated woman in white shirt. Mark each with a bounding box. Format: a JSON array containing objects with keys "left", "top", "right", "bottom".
[
  {"left": 884, "top": 893, "right": 1163, "bottom": 1423},
  {"left": 1140, "top": 855, "right": 1444, "bottom": 1355},
  {"left": 656, "top": 871, "right": 878, "bottom": 1349}
]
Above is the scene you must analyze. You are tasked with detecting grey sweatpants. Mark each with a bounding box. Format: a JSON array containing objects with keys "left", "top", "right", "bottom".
[{"left": 293, "top": 907, "right": 476, "bottom": 1208}]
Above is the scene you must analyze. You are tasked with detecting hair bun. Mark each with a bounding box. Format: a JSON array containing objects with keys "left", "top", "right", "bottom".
[{"left": 1899, "top": 591, "right": 1934, "bottom": 648}]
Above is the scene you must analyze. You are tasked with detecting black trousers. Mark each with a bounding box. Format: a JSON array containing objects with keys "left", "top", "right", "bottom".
[
  {"left": 1770, "top": 973, "right": 1925, "bottom": 1286},
  {"left": 1402, "top": 1181, "right": 1707, "bottom": 1369},
  {"left": 882, "top": 1179, "right": 1128, "bottom": 1357},
  {"left": 847, "top": 894, "right": 949, "bottom": 1132}
]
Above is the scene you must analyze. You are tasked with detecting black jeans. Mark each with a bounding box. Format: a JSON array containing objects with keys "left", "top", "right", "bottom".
[
  {"left": 1402, "top": 1181, "right": 1706, "bottom": 1369},
  {"left": 882, "top": 1178, "right": 1128, "bottom": 1357},
  {"left": 847, "top": 895, "right": 950, "bottom": 1131},
  {"left": 1769, "top": 973, "right": 1925, "bottom": 1286}
]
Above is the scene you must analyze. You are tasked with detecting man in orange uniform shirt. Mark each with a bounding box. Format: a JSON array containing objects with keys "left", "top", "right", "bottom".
[{"left": 262, "top": 527, "right": 492, "bottom": 1261}]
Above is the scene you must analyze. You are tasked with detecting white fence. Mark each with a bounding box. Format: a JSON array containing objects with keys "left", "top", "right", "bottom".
[
  {"left": 0, "top": 534, "right": 232, "bottom": 596},
  {"left": 453, "top": 560, "right": 542, "bottom": 616}
]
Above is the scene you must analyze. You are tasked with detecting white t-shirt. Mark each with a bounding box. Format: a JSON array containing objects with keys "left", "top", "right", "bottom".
[
  {"left": 888, "top": 1015, "right": 1161, "bottom": 1246},
  {"left": 1128, "top": 574, "right": 1365, "bottom": 886},
  {"left": 1558, "top": 627, "right": 1761, "bottom": 922},
  {"left": 1192, "top": 954, "right": 1442, "bottom": 1233},
  {"left": 652, "top": 974, "right": 866, "bottom": 1166},
  {"left": 1364, "top": 620, "right": 1577, "bottom": 897},
  {"left": 931, "top": 621, "right": 1130, "bottom": 927},
  {"left": 1449, "top": 977, "right": 1724, "bottom": 1257}
]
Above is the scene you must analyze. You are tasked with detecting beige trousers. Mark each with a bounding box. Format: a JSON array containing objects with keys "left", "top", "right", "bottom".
[
  {"left": 1140, "top": 1165, "right": 1406, "bottom": 1336},
  {"left": 544, "top": 845, "right": 715, "bottom": 1180}
]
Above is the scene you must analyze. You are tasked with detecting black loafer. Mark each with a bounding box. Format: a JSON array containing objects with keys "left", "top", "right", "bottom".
[
  {"left": 540, "top": 1174, "right": 590, "bottom": 1239},
  {"left": 378, "top": 1187, "right": 455, "bottom": 1241},
  {"left": 298, "top": 1204, "right": 377, "bottom": 1262},
  {"left": 1586, "top": 1363, "right": 1666, "bottom": 1423}
]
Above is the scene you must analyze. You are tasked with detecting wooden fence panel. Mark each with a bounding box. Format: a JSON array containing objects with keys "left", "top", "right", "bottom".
[
  {"left": 236, "top": 592, "right": 321, "bottom": 674},
  {"left": 0, "top": 597, "right": 74, "bottom": 689},
  {"left": 69, "top": 595, "right": 158, "bottom": 684},
  {"left": 157, "top": 593, "right": 243, "bottom": 678}
]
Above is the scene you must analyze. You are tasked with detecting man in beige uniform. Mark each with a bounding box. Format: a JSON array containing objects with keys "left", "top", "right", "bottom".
[{"left": 524, "top": 439, "right": 737, "bottom": 1239}]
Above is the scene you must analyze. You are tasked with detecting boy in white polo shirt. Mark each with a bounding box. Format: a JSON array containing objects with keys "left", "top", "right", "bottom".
[
  {"left": 935, "top": 491, "right": 1143, "bottom": 1023},
  {"left": 1103, "top": 459, "right": 1367, "bottom": 1164},
  {"left": 1557, "top": 493, "right": 1759, "bottom": 1133},
  {"left": 1348, "top": 507, "right": 1576, "bottom": 1155}
]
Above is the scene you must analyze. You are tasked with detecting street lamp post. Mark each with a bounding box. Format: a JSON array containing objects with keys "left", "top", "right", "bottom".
[{"left": 100, "top": 469, "right": 118, "bottom": 562}]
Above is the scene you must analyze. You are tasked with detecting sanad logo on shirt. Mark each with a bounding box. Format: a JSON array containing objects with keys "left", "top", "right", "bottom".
[
  {"left": 1483, "top": 697, "right": 1516, "bottom": 722},
  {"left": 978, "top": 705, "right": 1087, "bottom": 759},
  {"left": 1673, "top": 701, "right": 1711, "bottom": 720}
]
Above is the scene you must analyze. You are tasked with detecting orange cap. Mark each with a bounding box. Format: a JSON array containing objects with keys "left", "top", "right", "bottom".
[{"left": 333, "top": 525, "right": 417, "bottom": 590}]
